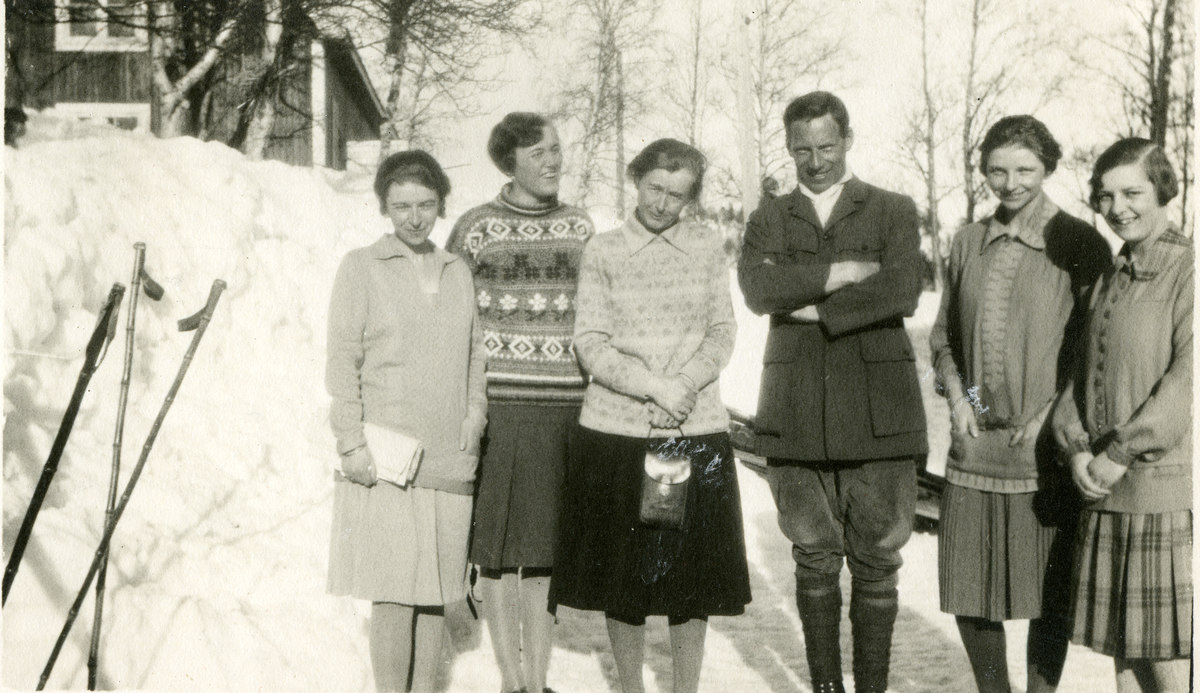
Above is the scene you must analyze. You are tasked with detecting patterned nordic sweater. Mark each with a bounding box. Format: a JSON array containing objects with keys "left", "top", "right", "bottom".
[{"left": 446, "top": 188, "right": 595, "bottom": 404}]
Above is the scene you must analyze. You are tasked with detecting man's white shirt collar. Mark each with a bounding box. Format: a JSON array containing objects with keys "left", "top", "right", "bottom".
[{"left": 797, "top": 167, "right": 853, "bottom": 227}]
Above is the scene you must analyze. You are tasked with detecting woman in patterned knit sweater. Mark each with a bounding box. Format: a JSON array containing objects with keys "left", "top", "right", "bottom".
[
  {"left": 550, "top": 139, "right": 750, "bottom": 693},
  {"left": 445, "top": 113, "right": 594, "bottom": 693},
  {"left": 929, "top": 116, "right": 1111, "bottom": 693}
]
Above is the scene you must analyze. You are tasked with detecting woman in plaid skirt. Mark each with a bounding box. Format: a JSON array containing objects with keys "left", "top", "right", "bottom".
[{"left": 1051, "top": 138, "right": 1192, "bottom": 692}]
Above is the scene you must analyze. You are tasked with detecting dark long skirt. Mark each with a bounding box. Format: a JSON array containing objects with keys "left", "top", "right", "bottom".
[
  {"left": 549, "top": 426, "right": 751, "bottom": 622},
  {"left": 469, "top": 403, "right": 579, "bottom": 569}
]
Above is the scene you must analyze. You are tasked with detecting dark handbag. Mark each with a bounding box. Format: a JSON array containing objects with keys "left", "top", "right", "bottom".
[{"left": 638, "top": 434, "right": 693, "bottom": 530}]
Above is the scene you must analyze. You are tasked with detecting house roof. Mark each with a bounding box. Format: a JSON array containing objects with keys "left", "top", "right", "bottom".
[{"left": 317, "top": 28, "right": 386, "bottom": 126}]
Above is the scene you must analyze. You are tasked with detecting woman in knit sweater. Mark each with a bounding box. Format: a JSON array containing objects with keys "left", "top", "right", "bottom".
[
  {"left": 1052, "top": 139, "right": 1191, "bottom": 693},
  {"left": 549, "top": 138, "right": 750, "bottom": 693},
  {"left": 929, "top": 116, "right": 1111, "bottom": 693},
  {"left": 445, "top": 113, "right": 594, "bottom": 693},
  {"left": 325, "top": 151, "right": 487, "bottom": 692}
]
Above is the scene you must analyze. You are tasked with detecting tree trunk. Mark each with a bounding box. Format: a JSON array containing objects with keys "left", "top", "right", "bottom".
[
  {"left": 962, "top": 0, "right": 982, "bottom": 224},
  {"left": 148, "top": 0, "right": 238, "bottom": 139},
  {"left": 614, "top": 49, "right": 626, "bottom": 219},
  {"left": 921, "top": 0, "right": 943, "bottom": 289},
  {"left": 158, "top": 93, "right": 192, "bottom": 138},
  {"left": 243, "top": 0, "right": 284, "bottom": 160},
  {"left": 736, "top": 6, "right": 759, "bottom": 216},
  {"left": 686, "top": 0, "right": 702, "bottom": 148},
  {"left": 380, "top": 50, "right": 407, "bottom": 163},
  {"left": 1150, "top": 0, "right": 1176, "bottom": 147},
  {"left": 379, "top": 0, "right": 419, "bottom": 163}
]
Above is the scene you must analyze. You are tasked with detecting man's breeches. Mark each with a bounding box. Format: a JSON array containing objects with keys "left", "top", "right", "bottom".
[{"left": 768, "top": 457, "right": 917, "bottom": 588}]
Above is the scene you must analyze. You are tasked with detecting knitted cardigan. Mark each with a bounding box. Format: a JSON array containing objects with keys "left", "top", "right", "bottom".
[
  {"left": 326, "top": 234, "right": 487, "bottom": 495},
  {"left": 930, "top": 197, "right": 1111, "bottom": 493},
  {"left": 446, "top": 188, "right": 595, "bottom": 404}
]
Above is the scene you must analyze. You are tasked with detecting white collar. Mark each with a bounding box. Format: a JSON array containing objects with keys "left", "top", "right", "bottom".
[{"left": 796, "top": 166, "right": 854, "bottom": 201}]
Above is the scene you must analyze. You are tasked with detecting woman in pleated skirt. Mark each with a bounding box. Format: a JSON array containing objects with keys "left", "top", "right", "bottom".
[
  {"left": 930, "top": 115, "right": 1112, "bottom": 693},
  {"left": 1052, "top": 138, "right": 1192, "bottom": 693}
]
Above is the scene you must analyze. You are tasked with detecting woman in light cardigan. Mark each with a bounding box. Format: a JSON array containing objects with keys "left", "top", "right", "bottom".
[
  {"left": 549, "top": 138, "right": 751, "bottom": 693},
  {"left": 326, "top": 150, "right": 487, "bottom": 692},
  {"left": 1052, "top": 138, "right": 1192, "bottom": 693}
]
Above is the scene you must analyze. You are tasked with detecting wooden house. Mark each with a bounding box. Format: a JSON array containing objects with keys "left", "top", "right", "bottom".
[{"left": 6, "top": 1, "right": 385, "bottom": 169}]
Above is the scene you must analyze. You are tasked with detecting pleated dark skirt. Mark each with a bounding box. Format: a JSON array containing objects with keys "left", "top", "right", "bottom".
[
  {"left": 549, "top": 427, "right": 751, "bottom": 622},
  {"left": 468, "top": 403, "right": 579, "bottom": 569},
  {"left": 1071, "top": 509, "right": 1192, "bottom": 659},
  {"left": 938, "top": 482, "right": 1076, "bottom": 621}
]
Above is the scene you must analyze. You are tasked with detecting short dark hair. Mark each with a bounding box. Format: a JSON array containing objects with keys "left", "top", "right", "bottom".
[
  {"left": 374, "top": 150, "right": 451, "bottom": 216},
  {"left": 783, "top": 92, "right": 850, "bottom": 139},
  {"left": 979, "top": 115, "right": 1063, "bottom": 175},
  {"left": 1089, "top": 137, "right": 1179, "bottom": 209},
  {"left": 487, "top": 112, "right": 551, "bottom": 175},
  {"left": 626, "top": 138, "right": 707, "bottom": 201}
]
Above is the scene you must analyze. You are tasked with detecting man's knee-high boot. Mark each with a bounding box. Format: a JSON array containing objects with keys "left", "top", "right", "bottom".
[
  {"left": 796, "top": 573, "right": 845, "bottom": 693},
  {"left": 849, "top": 581, "right": 899, "bottom": 693}
]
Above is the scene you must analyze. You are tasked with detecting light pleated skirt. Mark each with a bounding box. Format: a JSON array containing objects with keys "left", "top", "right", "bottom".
[
  {"left": 327, "top": 473, "right": 472, "bottom": 606},
  {"left": 938, "top": 483, "right": 1076, "bottom": 621},
  {"left": 1071, "top": 509, "right": 1192, "bottom": 659}
]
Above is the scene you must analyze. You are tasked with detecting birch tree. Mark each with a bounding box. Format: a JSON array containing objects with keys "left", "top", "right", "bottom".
[
  {"left": 899, "top": 0, "right": 953, "bottom": 289},
  {"left": 147, "top": 0, "right": 246, "bottom": 137},
  {"left": 364, "top": 0, "right": 536, "bottom": 159},
  {"left": 556, "top": 0, "right": 659, "bottom": 217},
  {"left": 1104, "top": 0, "right": 1194, "bottom": 230},
  {"left": 729, "top": 0, "right": 847, "bottom": 195},
  {"left": 663, "top": 0, "right": 713, "bottom": 149},
  {"left": 958, "top": 0, "right": 1067, "bottom": 223}
]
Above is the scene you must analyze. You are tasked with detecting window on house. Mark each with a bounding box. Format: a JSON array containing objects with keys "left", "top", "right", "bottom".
[{"left": 58, "top": 0, "right": 140, "bottom": 50}]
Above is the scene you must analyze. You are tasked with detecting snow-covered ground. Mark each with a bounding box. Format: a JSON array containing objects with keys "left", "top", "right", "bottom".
[{"left": 5, "top": 120, "right": 1119, "bottom": 692}]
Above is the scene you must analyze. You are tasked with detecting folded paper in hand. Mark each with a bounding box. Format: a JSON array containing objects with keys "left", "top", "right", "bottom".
[{"left": 363, "top": 422, "right": 423, "bottom": 486}]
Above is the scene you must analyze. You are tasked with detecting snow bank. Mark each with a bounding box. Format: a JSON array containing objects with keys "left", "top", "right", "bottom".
[
  {"left": 9, "top": 117, "right": 1103, "bottom": 693},
  {"left": 4, "top": 122, "right": 387, "bottom": 690}
]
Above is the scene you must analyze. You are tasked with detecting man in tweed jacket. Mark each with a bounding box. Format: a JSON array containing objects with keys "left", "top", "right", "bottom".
[{"left": 738, "top": 91, "right": 928, "bottom": 693}]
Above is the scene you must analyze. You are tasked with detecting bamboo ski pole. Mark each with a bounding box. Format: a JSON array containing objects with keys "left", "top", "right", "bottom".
[
  {"left": 38, "top": 279, "right": 225, "bottom": 691},
  {"left": 3, "top": 283, "right": 126, "bottom": 606},
  {"left": 88, "top": 243, "right": 164, "bottom": 690}
]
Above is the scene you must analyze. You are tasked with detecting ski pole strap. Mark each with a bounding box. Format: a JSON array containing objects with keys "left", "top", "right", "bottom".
[
  {"left": 139, "top": 268, "right": 164, "bottom": 301},
  {"left": 87, "top": 283, "right": 127, "bottom": 374},
  {"left": 177, "top": 280, "right": 226, "bottom": 332}
]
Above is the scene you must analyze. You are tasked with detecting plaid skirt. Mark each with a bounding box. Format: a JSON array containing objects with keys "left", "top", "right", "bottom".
[{"left": 1071, "top": 509, "right": 1192, "bottom": 659}]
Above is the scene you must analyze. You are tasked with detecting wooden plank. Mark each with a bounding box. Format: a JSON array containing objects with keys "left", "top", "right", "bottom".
[{"left": 48, "top": 52, "right": 150, "bottom": 103}]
